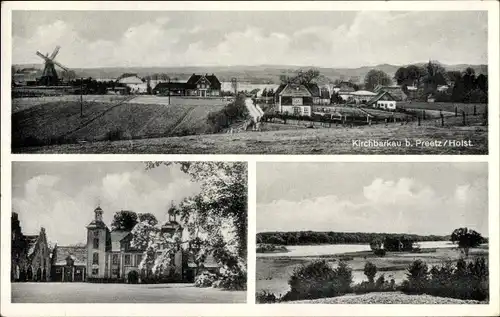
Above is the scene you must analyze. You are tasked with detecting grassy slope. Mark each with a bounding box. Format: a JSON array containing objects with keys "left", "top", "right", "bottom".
[
  {"left": 19, "top": 115, "right": 487, "bottom": 154},
  {"left": 12, "top": 97, "right": 226, "bottom": 145}
]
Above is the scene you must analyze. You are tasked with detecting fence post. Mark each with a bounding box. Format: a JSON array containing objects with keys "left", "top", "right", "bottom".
[
  {"left": 462, "top": 111, "right": 466, "bottom": 126},
  {"left": 473, "top": 105, "right": 477, "bottom": 116},
  {"left": 418, "top": 116, "right": 421, "bottom": 126},
  {"left": 440, "top": 113, "right": 444, "bottom": 127},
  {"left": 423, "top": 110, "right": 426, "bottom": 120},
  {"left": 455, "top": 106, "right": 458, "bottom": 117}
]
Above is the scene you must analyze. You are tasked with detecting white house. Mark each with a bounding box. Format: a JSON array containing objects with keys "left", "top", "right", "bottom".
[
  {"left": 275, "top": 83, "right": 320, "bottom": 116},
  {"left": 367, "top": 91, "right": 397, "bottom": 111},
  {"left": 116, "top": 75, "right": 147, "bottom": 94}
]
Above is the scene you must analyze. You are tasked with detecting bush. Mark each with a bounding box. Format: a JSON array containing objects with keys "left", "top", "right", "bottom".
[
  {"left": 194, "top": 271, "right": 218, "bottom": 288},
  {"left": 374, "top": 249, "right": 386, "bottom": 257},
  {"left": 284, "top": 260, "right": 352, "bottom": 301},
  {"left": 256, "top": 290, "right": 278, "bottom": 304},
  {"left": 212, "top": 266, "right": 247, "bottom": 291},
  {"left": 401, "top": 257, "right": 488, "bottom": 301},
  {"left": 364, "top": 262, "right": 377, "bottom": 284}
]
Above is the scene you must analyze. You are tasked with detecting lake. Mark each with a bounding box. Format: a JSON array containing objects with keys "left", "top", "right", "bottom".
[{"left": 257, "top": 241, "right": 457, "bottom": 258}]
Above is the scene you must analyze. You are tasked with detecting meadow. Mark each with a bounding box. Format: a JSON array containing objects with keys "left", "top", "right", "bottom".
[
  {"left": 18, "top": 114, "right": 487, "bottom": 154},
  {"left": 256, "top": 245, "right": 488, "bottom": 298},
  {"left": 12, "top": 95, "right": 228, "bottom": 148}
]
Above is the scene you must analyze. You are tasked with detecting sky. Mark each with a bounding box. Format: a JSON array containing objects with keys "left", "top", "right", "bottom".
[
  {"left": 12, "top": 162, "right": 201, "bottom": 245},
  {"left": 11, "top": 11, "right": 488, "bottom": 68},
  {"left": 257, "top": 163, "right": 488, "bottom": 236}
]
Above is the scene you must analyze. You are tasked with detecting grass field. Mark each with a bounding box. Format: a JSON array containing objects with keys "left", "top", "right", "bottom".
[
  {"left": 11, "top": 282, "right": 246, "bottom": 303},
  {"left": 256, "top": 247, "right": 488, "bottom": 298},
  {"left": 397, "top": 102, "right": 487, "bottom": 114},
  {"left": 17, "top": 114, "right": 487, "bottom": 154},
  {"left": 12, "top": 95, "right": 227, "bottom": 147}
]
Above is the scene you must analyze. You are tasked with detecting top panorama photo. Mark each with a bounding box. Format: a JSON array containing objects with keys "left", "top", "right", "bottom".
[{"left": 11, "top": 11, "right": 488, "bottom": 154}]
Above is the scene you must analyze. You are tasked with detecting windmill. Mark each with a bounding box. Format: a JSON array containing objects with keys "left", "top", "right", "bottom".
[{"left": 36, "top": 45, "right": 69, "bottom": 86}]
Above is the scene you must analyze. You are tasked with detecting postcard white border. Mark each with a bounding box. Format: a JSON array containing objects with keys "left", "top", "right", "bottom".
[{"left": 1, "top": 1, "right": 499, "bottom": 317}]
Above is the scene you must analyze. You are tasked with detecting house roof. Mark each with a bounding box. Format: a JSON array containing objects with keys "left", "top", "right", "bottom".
[
  {"left": 153, "top": 82, "right": 196, "bottom": 90},
  {"left": 117, "top": 75, "right": 144, "bottom": 84},
  {"left": 53, "top": 245, "right": 87, "bottom": 266},
  {"left": 186, "top": 74, "right": 221, "bottom": 89},
  {"left": 111, "top": 230, "right": 132, "bottom": 252},
  {"left": 26, "top": 235, "right": 39, "bottom": 257},
  {"left": 367, "top": 91, "right": 397, "bottom": 105},
  {"left": 351, "top": 90, "right": 377, "bottom": 96}
]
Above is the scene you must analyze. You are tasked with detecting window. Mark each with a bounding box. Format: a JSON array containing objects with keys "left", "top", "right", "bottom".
[
  {"left": 93, "top": 231, "right": 99, "bottom": 237},
  {"left": 112, "top": 254, "right": 119, "bottom": 265},
  {"left": 92, "top": 253, "right": 99, "bottom": 265},
  {"left": 93, "top": 238, "right": 99, "bottom": 249},
  {"left": 92, "top": 268, "right": 99, "bottom": 276},
  {"left": 136, "top": 254, "right": 143, "bottom": 265},
  {"left": 56, "top": 268, "right": 61, "bottom": 273},
  {"left": 112, "top": 268, "right": 119, "bottom": 276},
  {"left": 125, "top": 254, "right": 131, "bottom": 266}
]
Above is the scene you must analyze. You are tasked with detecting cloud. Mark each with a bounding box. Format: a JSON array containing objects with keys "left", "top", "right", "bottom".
[
  {"left": 13, "top": 170, "right": 200, "bottom": 245},
  {"left": 12, "top": 11, "right": 487, "bottom": 68},
  {"left": 258, "top": 177, "right": 488, "bottom": 236}
]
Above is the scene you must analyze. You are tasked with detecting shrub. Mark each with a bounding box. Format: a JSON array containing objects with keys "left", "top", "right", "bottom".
[
  {"left": 105, "top": 128, "right": 125, "bottom": 141},
  {"left": 375, "top": 274, "right": 386, "bottom": 289},
  {"left": 284, "top": 260, "right": 352, "bottom": 301},
  {"left": 374, "top": 249, "right": 386, "bottom": 257},
  {"left": 194, "top": 271, "right": 218, "bottom": 288},
  {"left": 213, "top": 266, "right": 247, "bottom": 290},
  {"left": 364, "top": 262, "right": 377, "bottom": 284},
  {"left": 256, "top": 290, "right": 278, "bottom": 304},
  {"left": 405, "top": 259, "right": 429, "bottom": 293}
]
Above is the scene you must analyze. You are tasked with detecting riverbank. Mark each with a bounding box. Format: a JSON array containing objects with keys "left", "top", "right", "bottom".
[{"left": 256, "top": 246, "right": 488, "bottom": 297}]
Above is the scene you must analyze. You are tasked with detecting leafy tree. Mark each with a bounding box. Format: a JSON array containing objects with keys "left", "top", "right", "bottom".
[
  {"left": 364, "top": 262, "right": 377, "bottom": 284},
  {"left": 138, "top": 213, "right": 158, "bottom": 226},
  {"left": 143, "top": 162, "right": 247, "bottom": 289},
  {"left": 422, "top": 60, "right": 448, "bottom": 94},
  {"left": 111, "top": 210, "right": 138, "bottom": 231},
  {"left": 330, "top": 92, "right": 343, "bottom": 104},
  {"left": 451, "top": 227, "right": 485, "bottom": 257},
  {"left": 280, "top": 69, "right": 320, "bottom": 85},
  {"left": 261, "top": 88, "right": 268, "bottom": 97},
  {"left": 364, "top": 69, "right": 392, "bottom": 91},
  {"left": 406, "top": 259, "right": 429, "bottom": 293}
]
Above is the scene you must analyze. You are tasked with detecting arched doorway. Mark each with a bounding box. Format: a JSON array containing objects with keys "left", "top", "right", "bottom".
[
  {"left": 27, "top": 266, "right": 33, "bottom": 281},
  {"left": 42, "top": 268, "right": 47, "bottom": 281},
  {"left": 127, "top": 270, "right": 139, "bottom": 284},
  {"left": 36, "top": 268, "right": 42, "bottom": 282}
]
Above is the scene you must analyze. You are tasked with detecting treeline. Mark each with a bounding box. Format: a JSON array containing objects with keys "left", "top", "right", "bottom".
[
  {"left": 69, "top": 78, "right": 130, "bottom": 95},
  {"left": 256, "top": 231, "right": 448, "bottom": 246}
]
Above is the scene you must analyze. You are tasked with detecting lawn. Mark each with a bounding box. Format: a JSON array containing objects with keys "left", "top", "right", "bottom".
[
  {"left": 12, "top": 95, "right": 226, "bottom": 148},
  {"left": 18, "top": 115, "right": 488, "bottom": 154},
  {"left": 11, "top": 282, "right": 246, "bottom": 303},
  {"left": 256, "top": 247, "right": 488, "bottom": 298}
]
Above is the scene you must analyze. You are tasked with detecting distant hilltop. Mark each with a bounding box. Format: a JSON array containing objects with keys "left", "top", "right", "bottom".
[{"left": 12, "top": 63, "right": 487, "bottom": 85}]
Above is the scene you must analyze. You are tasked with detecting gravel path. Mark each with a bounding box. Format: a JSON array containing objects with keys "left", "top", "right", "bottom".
[{"left": 290, "top": 292, "right": 485, "bottom": 304}]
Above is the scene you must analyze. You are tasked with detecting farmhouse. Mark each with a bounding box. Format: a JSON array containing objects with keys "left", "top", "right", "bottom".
[
  {"left": 11, "top": 207, "right": 218, "bottom": 283},
  {"left": 275, "top": 83, "right": 321, "bottom": 116},
  {"left": 153, "top": 74, "right": 221, "bottom": 97},
  {"left": 116, "top": 74, "right": 147, "bottom": 94},
  {"left": 367, "top": 91, "right": 398, "bottom": 110}
]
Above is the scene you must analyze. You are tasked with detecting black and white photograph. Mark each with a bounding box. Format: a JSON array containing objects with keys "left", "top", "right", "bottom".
[
  {"left": 10, "top": 161, "right": 247, "bottom": 303},
  {"left": 10, "top": 10, "right": 488, "bottom": 154},
  {"left": 256, "top": 162, "right": 489, "bottom": 304}
]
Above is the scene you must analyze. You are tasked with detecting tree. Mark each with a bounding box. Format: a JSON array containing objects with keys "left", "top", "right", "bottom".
[
  {"left": 423, "top": 60, "right": 448, "bottom": 94},
  {"left": 261, "top": 88, "right": 268, "bottom": 98},
  {"left": 280, "top": 68, "right": 320, "bottom": 85},
  {"left": 451, "top": 227, "right": 485, "bottom": 257},
  {"left": 111, "top": 210, "right": 138, "bottom": 231},
  {"left": 138, "top": 213, "right": 158, "bottom": 226},
  {"left": 364, "top": 262, "right": 377, "bottom": 284},
  {"left": 364, "top": 69, "right": 392, "bottom": 91},
  {"left": 144, "top": 162, "right": 247, "bottom": 289}
]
